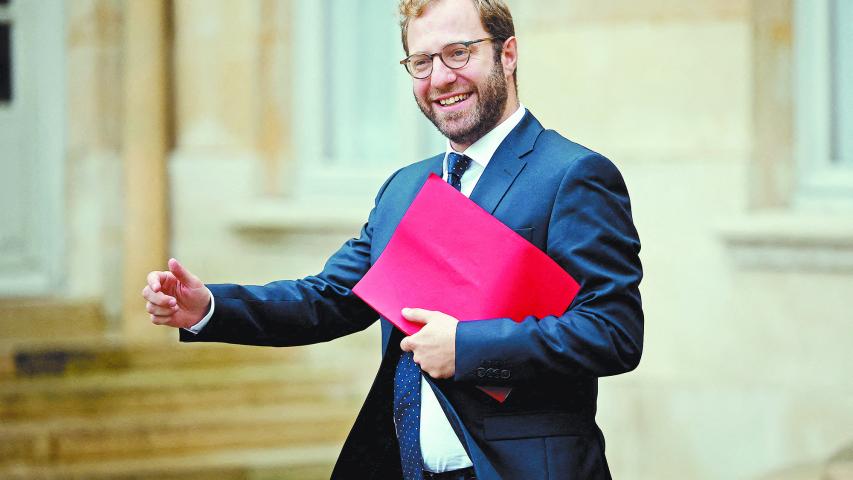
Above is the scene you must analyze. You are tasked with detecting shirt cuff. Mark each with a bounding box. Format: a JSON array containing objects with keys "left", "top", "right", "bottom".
[{"left": 183, "top": 288, "right": 214, "bottom": 334}]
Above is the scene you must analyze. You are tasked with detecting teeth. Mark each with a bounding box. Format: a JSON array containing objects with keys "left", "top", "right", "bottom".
[{"left": 439, "top": 94, "right": 469, "bottom": 106}]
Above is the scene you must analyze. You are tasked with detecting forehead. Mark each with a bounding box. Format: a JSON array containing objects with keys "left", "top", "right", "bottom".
[{"left": 406, "top": 0, "right": 489, "bottom": 53}]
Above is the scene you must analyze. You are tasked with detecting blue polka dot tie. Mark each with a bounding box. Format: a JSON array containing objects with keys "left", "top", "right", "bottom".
[
  {"left": 393, "top": 153, "right": 473, "bottom": 480},
  {"left": 446, "top": 152, "right": 472, "bottom": 191},
  {"left": 394, "top": 351, "right": 424, "bottom": 480}
]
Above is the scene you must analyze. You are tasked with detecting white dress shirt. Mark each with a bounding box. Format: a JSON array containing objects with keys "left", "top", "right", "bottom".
[
  {"left": 187, "top": 104, "right": 528, "bottom": 473},
  {"left": 419, "top": 103, "right": 526, "bottom": 472}
]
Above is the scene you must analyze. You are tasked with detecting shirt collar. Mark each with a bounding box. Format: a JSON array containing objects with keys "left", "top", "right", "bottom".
[{"left": 443, "top": 103, "right": 527, "bottom": 171}]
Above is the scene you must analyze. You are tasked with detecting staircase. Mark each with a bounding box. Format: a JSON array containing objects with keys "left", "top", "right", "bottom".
[{"left": 0, "top": 338, "right": 376, "bottom": 479}]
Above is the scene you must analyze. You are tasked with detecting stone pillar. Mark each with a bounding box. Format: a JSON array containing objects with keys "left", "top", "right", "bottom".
[
  {"left": 749, "top": 0, "right": 794, "bottom": 209},
  {"left": 172, "top": 0, "right": 259, "bottom": 152},
  {"left": 258, "top": 0, "right": 293, "bottom": 196},
  {"left": 121, "top": 0, "right": 171, "bottom": 343},
  {"left": 66, "top": 0, "right": 125, "bottom": 327}
]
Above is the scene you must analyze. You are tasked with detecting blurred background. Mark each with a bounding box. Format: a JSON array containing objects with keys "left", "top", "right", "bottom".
[{"left": 1, "top": 0, "right": 851, "bottom": 479}]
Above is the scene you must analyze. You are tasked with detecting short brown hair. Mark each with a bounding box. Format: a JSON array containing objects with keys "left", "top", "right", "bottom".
[{"left": 398, "top": 0, "right": 516, "bottom": 60}]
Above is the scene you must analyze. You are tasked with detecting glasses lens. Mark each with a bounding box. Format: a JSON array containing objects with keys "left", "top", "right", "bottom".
[
  {"left": 441, "top": 44, "right": 470, "bottom": 68},
  {"left": 407, "top": 55, "right": 432, "bottom": 78}
]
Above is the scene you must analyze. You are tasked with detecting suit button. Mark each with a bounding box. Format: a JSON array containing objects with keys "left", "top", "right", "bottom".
[
  {"left": 500, "top": 369, "right": 511, "bottom": 379},
  {"left": 476, "top": 367, "right": 486, "bottom": 378}
]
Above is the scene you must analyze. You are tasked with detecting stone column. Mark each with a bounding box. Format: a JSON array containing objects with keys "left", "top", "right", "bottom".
[
  {"left": 121, "top": 0, "right": 171, "bottom": 343},
  {"left": 168, "top": 0, "right": 296, "bottom": 282},
  {"left": 172, "top": 0, "right": 259, "bottom": 152},
  {"left": 258, "top": 0, "right": 293, "bottom": 196},
  {"left": 749, "top": 0, "right": 794, "bottom": 208}
]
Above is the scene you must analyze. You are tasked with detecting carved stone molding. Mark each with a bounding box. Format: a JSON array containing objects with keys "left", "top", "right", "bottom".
[{"left": 720, "top": 212, "right": 853, "bottom": 272}]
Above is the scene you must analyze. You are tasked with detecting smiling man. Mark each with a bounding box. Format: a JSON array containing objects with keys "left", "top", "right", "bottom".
[{"left": 142, "top": 0, "right": 643, "bottom": 479}]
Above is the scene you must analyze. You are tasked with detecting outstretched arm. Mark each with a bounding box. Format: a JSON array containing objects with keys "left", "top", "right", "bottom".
[
  {"left": 182, "top": 224, "right": 381, "bottom": 347},
  {"left": 143, "top": 171, "right": 400, "bottom": 347}
]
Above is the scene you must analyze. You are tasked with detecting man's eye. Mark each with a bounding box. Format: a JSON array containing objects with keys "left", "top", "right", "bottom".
[
  {"left": 412, "top": 58, "right": 429, "bottom": 69},
  {"left": 449, "top": 48, "right": 467, "bottom": 58}
]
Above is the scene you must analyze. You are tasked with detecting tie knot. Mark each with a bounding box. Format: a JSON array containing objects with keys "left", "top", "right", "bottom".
[{"left": 447, "top": 153, "right": 472, "bottom": 178}]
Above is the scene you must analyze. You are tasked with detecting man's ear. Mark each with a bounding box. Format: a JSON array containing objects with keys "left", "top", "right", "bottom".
[{"left": 501, "top": 36, "right": 518, "bottom": 79}]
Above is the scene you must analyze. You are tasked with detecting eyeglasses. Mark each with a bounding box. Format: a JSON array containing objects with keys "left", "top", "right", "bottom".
[{"left": 399, "top": 38, "right": 500, "bottom": 79}]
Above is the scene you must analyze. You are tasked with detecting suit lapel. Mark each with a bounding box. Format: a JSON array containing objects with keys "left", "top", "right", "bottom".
[
  {"left": 429, "top": 156, "right": 443, "bottom": 177},
  {"left": 469, "top": 111, "right": 543, "bottom": 214}
]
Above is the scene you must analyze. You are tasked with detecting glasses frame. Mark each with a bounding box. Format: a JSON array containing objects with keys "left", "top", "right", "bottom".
[{"left": 399, "top": 37, "right": 502, "bottom": 79}]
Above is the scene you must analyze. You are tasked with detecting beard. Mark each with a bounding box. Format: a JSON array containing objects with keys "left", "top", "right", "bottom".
[{"left": 415, "top": 60, "right": 509, "bottom": 146}]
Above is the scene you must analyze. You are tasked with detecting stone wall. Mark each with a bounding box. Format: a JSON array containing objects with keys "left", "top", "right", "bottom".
[{"left": 3, "top": 0, "right": 851, "bottom": 478}]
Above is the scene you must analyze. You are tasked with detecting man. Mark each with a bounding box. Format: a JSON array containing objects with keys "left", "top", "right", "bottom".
[{"left": 142, "top": 0, "right": 643, "bottom": 478}]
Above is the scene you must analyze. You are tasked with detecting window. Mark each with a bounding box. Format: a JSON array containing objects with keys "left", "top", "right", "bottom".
[
  {"left": 794, "top": 0, "right": 853, "bottom": 208},
  {"left": 289, "top": 0, "right": 442, "bottom": 199},
  {"left": 720, "top": 1, "right": 853, "bottom": 272},
  {"left": 830, "top": 0, "right": 852, "bottom": 167},
  {"left": 0, "top": 1, "right": 64, "bottom": 296}
]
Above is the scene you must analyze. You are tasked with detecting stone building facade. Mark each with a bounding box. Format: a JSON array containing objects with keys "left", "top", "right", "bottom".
[{"left": 0, "top": 0, "right": 851, "bottom": 478}]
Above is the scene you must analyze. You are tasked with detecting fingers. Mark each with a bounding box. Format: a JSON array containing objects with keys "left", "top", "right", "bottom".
[
  {"left": 145, "top": 288, "right": 178, "bottom": 324},
  {"left": 147, "top": 271, "right": 170, "bottom": 293},
  {"left": 142, "top": 280, "right": 178, "bottom": 325},
  {"left": 401, "top": 307, "right": 434, "bottom": 324},
  {"left": 400, "top": 336, "right": 414, "bottom": 352},
  {"left": 146, "top": 300, "right": 178, "bottom": 317},
  {"left": 143, "top": 259, "right": 200, "bottom": 329},
  {"left": 168, "top": 258, "right": 202, "bottom": 288},
  {"left": 141, "top": 285, "right": 176, "bottom": 308},
  {"left": 149, "top": 311, "right": 175, "bottom": 325},
  {"left": 400, "top": 338, "right": 423, "bottom": 369}
]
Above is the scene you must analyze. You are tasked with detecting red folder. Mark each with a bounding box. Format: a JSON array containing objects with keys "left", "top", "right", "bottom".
[{"left": 353, "top": 174, "right": 580, "bottom": 401}]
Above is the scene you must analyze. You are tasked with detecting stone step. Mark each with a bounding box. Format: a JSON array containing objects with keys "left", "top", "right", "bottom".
[
  {"left": 0, "top": 300, "right": 106, "bottom": 345},
  {"left": 0, "top": 364, "right": 363, "bottom": 422},
  {"left": 1, "top": 340, "right": 307, "bottom": 381},
  {"left": 0, "top": 444, "right": 341, "bottom": 480},
  {"left": 0, "top": 403, "right": 357, "bottom": 466}
]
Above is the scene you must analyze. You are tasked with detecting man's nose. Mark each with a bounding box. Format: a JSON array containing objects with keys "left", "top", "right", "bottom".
[{"left": 430, "top": 56, "right": 457, "bottom": 88}]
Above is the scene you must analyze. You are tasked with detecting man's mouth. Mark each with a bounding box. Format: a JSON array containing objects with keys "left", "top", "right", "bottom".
[{"left": 436, "top": 93, "right": 472, "bottom": 107}]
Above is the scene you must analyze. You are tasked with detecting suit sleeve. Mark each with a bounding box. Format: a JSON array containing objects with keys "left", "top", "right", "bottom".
[
  {"left": 454, "top": 153, "right": 643, "bottom": 383},
  {"left": 179, "top": 171, "right": 400, "bottom": 347}
]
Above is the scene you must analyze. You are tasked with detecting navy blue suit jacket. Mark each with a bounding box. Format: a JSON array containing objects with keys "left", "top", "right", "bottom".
[{"left": 180, "top": 111, "right": 643, "bottom": 479}]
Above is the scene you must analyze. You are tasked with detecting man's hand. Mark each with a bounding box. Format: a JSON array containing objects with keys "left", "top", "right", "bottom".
[
  {"left": 399, "top": 308, "right": 458, "bottom": 379},
  {"left": 141, "top": 258, "right": 211, "bottom": 329}
]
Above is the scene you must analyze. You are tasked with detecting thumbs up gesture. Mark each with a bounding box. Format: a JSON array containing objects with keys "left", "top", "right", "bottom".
[{"left": 142, "top": 258, "right": 211, "bottom": 329}]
